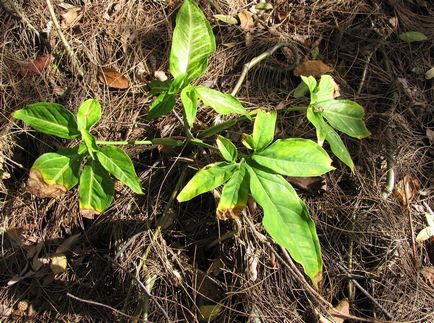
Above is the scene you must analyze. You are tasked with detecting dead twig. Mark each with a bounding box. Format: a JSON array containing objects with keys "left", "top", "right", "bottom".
[{"left": 46, "top": 0, "right": 84, "bottom": 77}]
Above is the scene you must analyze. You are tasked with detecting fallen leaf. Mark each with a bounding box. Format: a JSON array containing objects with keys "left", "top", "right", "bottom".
[
  {"left": 399, "top": 31, "right": 427, "bottom": 43},
  {"left": 426, "top": 67, "right": 434, "bottom": 80},
  {"left": 394, "top": 175, "right": 420, "bottom": 206},
  {"left": 56, "top": 233, "right": 81, "bottom": 253},
  {"left": 238, "top": 10, "right": 254, "bottom": 30},
  {"left": 80, "top": 209, "right": 100, "bottom": 220},
  {"left": 60, "top": 7, "right": 81, "bottom": 29},
  {"left": 27, "top": 168, "right": 67, "bottom": 198},
  {"left": 293, "top": 60, "right": 333, "bottom": 77},
  {"left": 20, "top": 55, "right": 53, "bottom": 76},
  {"left": 319, "top": 298, "right": 350, "bottom": 323},
  {"left": 255, "top": 3, "right": 273, "bottom": 10},
  {"left": 427, "top": 129, "right": 434, "bottom": 144},
  {"left": 416, "top": 211, "right": 434, "bottom": 242},
  {"left": 98, "top": 67, "right": 130, "bottom": 89},
  {"left": 50, "top": 254, "right": 67, "bottom": 274},
  {"left": 420, "top": 266, "right": 434, "bottom": 286},
  {"left": 214, "top": 14, "right": 237, "bottom": 25}
]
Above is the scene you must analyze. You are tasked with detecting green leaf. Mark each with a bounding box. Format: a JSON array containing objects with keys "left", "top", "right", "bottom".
[
  {"left": 217, "top": 163, "right": 249, "bottom": 219},
  {"left": 313, "top": 75, "right": 334, "bottom": 103},
  {"left": 149, "top": 79, "right": 172, "bottom": 96},
  {"left": 246, "top": 162, "right": 322, "bottom": 286},
  {"left": 214, "top": 14, "right": 238, "bottom": 25},
  {"left": 320, "top": 99, "right": 371, "bottom": 138},
  {"left": 147, "top": 92, "right": 176, "bottom": 120},
  {"left": 252, "top": 138, "right": 334, "bottom": 177},
  {"left": 14, "top": 102, "right": 80, "bottom": 139},
  {"left": 216, "top": 135, "right": 237, "bottom": 162},
  {"left": 241, "top": 133, "right": 255, "bottom": 150},
  {"left": 169, "top": 0, "right": 216, "bottom": 83},
  {"left": 28, "top": 146, "right": 83, "bottom": 197},
  {"left": 96, "top": 146, "right": 143, "bottom": 194},
  {"left": 195, "top": 86, "right": 250, "bottom": 118},
  {"left": 399, "top": 31, "right": 427, "bottom": 43},
  {"left": 252, "top": 110, "right": 276, "bottom": 151},
  {"left": 79, "top": 160, "right": 114, "bottom": 217},
  {"left": 198, "top": 119, "right": 238, "bottom": 139},
  {"left": 307, "top": 107, "right": 354, "bottom": 170},
  {"left": 76, "top": 99, "right": 101, "bottom": 131},
  {"left": 177, "top": 162, "right": 238, "bottom": 202},
  {"left": 255, "top": 3, "right": 273, "bottom": 10},
  {"left": 180, "top": 84, "right": 198, "bottom": 128},
  {"left": 293, "top": 81, "right": 309, "bottom": 98},
  {"left": 80, "top": 129, "right": 99, "bottom": 159},
  {"left": 301, "top": 75, "right": 317, "bottom": 97}
]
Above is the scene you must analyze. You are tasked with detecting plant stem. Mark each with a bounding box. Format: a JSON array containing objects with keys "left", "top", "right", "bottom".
[
  {"left": 96, "top": 138, "right": 184, "bottom": 146},
  {"left": 46, "top": 0, "right": 84, "bottom": 77}
]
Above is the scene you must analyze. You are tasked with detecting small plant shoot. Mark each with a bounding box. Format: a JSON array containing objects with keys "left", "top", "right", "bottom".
[{"left": 12, "top": 0, "right": 371, "bottom": 286}]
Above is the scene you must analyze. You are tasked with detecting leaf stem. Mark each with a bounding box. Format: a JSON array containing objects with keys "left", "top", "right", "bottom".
[{"left": 96, "top": 138, "right": 184, "bottom": 146}]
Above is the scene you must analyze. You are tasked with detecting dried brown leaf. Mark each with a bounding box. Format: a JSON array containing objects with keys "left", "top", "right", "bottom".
[
  {"left": 20, "top": 55, "right": 52, "bottom": 76},
  {"left": 27, "top": 168, "right": 67, "bottom": 198},
  {"left": 319, "top": 298, "right": 350, "bottom": 323},
  {"left": 394, "top": 175, "right": 420, "bottom": 206},
  {"left": 60, "top": 7, "right": 81, "bottom": 29},
  {"left": 420, "top": 266, "right": 434, "bottom": 286},
  {"left": 238, "top": 10, "right": 254, "bottom": 30},
  {"left": 98, "top": 67, "right": 130, "bottom": 89},
  {"left": 293, "top": 59, "right": 333, "bottom": 77},
  {"left": 80, "top": 209, "right": 100, "bottom": 219}
]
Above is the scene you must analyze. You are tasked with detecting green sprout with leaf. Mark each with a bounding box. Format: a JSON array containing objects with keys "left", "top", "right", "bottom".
[{"left": 12, "top": 0, "right": 370, "bottom": 286}]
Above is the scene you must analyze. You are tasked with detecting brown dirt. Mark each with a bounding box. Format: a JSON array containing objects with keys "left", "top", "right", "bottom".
[{"left": 1, "top": 0, "right": 433, "bottom": 322}]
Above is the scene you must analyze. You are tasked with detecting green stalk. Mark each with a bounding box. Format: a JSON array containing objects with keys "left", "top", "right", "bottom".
[{"left": 96, "top": 138, "right": 184, "bottom": 146}]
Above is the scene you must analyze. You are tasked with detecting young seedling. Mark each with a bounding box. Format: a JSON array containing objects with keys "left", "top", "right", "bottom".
[
  {"left": 14, "top": 99, "right": 144, "bottom": 218},
  {"left": 147, "top": 0, "right": 251, "bottom": 130},
  {"left": 298, "top": 75, "right": 371, "bottom": 170},
  {"left": 177, "top": 110, "right": 335, "bottom": 286}
]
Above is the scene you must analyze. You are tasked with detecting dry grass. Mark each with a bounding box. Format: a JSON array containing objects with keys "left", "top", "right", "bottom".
[{"left": 1, "top": 0, "right": 433, "bottom": 322}]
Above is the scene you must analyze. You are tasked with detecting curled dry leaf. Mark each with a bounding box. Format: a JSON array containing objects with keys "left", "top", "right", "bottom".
[
  {"left": 20, "top": 55, "right": 53, "bottom": 76},
  {"left": 216, "top": 205, "right": 244, "bottom": 221},
  {"left": 27, "top": 168, "right": 67, "bottom": 198},
  {"left": 80, "top": 209, "right": 100, "bottom": 220},
  {"left": 318, "top": 298, "right": 350, "bottom": 323},
  {"left": 416, "top": 211, "right": 434, "bottom": 242},
  {"left": 238, "top": 10, "right": 254, "bottom": 30},
  {"left": 60, "top": 7, "right": 82, "bottom": 29},
  {"left": 420, "top": 266, "right": 434, "bottom": 286},
  {"left": 394, "top": 175, "right": 420, "bottom": 206},
  {"left": 98, "top": 67, "right": 130, "bottom": 89},
  {"left": 293, "top": 59, "right": 333, "bottom": 77}
]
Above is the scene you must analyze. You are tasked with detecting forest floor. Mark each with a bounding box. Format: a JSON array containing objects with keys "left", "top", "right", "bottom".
[{"left": 0, "top": 0, "right": 433, "bottom": 322}]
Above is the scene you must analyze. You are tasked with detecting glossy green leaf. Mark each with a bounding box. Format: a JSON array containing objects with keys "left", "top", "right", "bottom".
[
  {"left": 246, "top": 162, "right": 322, "bottom": 286},
  {"left": 195, "top": 86, "right": 250, "bottom": 118},
  {"left": 320, "top": 99, "right": 371, "bottom": 138},
  {"left": 216, "top": 135, "right": 237, "bottom": 162},
  {"left": 169, "top": 0, "right": 216, "bottom": 83},
  {"left": 293, "top": 81, "right": 309, "bottom": 98},
  {"left": 147, "top": 92, "right": 176, "bottom": 120},
  {"left": 149, "top": 79, "right": 172, "bottom": 96},
  {"left": 198, "top": 119, "right": 239, "bottom": 139},
  {"left": 313, "top": 75, "right": 334, "bottom": 103},
  {"left": 252, "top": 110, "right": 276, "bottom": 151},
  {"left": 80, "top": 129, "right": 99, "bottom": 159},
  {"left": 252, "top": 138, "right": 334, "bottom": 177},
  {"left": 29, "top": 146, "right": 83, "bottom": 197},
  {"left": 14, "top": 102, "right": 80, "bottom": 139},
  {"left": 181, "top": 84, "right": 198, "bottom": 128},
  {"left": 307, "top": 107, "right": 354, "bottom": 170},
  {"left": 177, "top": 162, "right": 238, "bottom": 202},
  {"left": 96, "top": 146, "right": 143, "bottom": 194},
  {"left": 301, "top": 75, "right": 317, "bottom": 97},
  {"left": 217, "top": 163, "right": 249, "bottom": 219},
  {"left": 76, "top": 99, "right": 101, "bottom": 131},
  {"left": 79, "top": 160, "right": 114, "bottom": 217},
  {"left": 399, "top": 31, "right": 427, "bottom": 43}
]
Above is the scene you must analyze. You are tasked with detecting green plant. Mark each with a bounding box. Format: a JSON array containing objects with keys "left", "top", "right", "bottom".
[
  {"left": 177, "top": 110, "right": 334, "bottom": 285},
  {"left": 300, "top": 75, "right": 370, "bottom": 170},
  {"left": 14, "top": 99, "right": 144, "bottom": 217},
  {"left": 12, "top": 0, "right": 371, "bottom": 286},
  {"left": 147, "top": 0, "right": 250, "bottom": 127}
]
